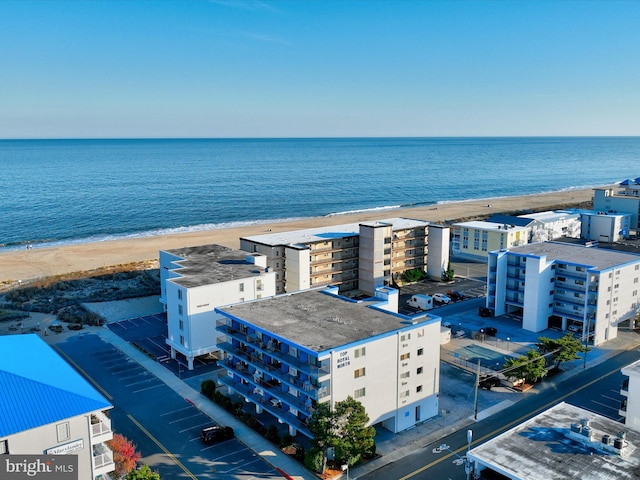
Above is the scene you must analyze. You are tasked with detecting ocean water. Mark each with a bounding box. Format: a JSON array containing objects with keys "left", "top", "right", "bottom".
[{"left": 1, "top": 137, "right": 639, "bottom": 252}]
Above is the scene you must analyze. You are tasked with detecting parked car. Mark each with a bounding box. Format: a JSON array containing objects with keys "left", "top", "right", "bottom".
[
  {"left": 49, "top": 322, "right": 63, "bottom": 333},
  {"left": 568, "top": 324, "right": 582, "bottom": 333},
  {"left": 478, "top": 307, "right": 492, "bottom": 317},
  {"left": 200, "top": 426, "right": 234, "bottom": 445},
  {"left": 67, "top": 323, "right": 83, "bottom": 330},
  {"left": 479, "top": 375, "right": 501, "bottom": 390},
  {"left": 480, "top": 326, "right": 498, "bottom": 336},
  {"left": 442, "top": 321, "right": 452, "bottom": 329},
  {"left": 432, "top": 293, "right": 451, "bottom": 304},
  {"left": 446, "top": 290, "right": 465, "bottom": 301}
]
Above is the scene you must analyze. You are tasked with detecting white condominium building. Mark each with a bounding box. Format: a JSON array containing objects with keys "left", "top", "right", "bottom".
[
  {"left": 215, "top": 286, "right": 442, "bottom": 438},
  {"left": 160, "top": 244, "right": 276, "bottom": 370},
  {"left": 239, "top": 218, "right": 449, "bottom": 295},
  {"left": 487, "top": 241, "right": 640, "bottom": 345},
  {"left": 621, "top": 359, "right": 640, "bottom": 430},
  {"left": 593, "top": 179, "right": 640, "bottom": 233}
]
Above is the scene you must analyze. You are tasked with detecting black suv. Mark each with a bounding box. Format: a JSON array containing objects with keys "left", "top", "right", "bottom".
[{"left": 200, "top": 426, "right": 234, "bottom": 445}]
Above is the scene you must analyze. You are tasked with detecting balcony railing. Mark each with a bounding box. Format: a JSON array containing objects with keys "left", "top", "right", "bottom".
[
  {"left": 92, "top": 443, "right": 114, "bottom": 476},
  {"left": 90, "top": 412, "right": 112, "bottom": 443}
]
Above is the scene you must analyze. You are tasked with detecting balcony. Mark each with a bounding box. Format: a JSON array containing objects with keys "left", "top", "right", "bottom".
[
  {"left": 619, "top": 399, "right": 628, "bottom": 418},
  {"left": 218, "top": 375, "right": 315, "bottom": 438},
  {"left": 92, "top": 443, "right": 114, "bottom": 478},
  {"left": 218, "top": 340, "right": 330, "bottom": 378},
  {"left": 621, "top": 378, "right": 629, "bottom": 397},
  {"left": 90, "top": 412, "right": 112, "bottom": 444}
]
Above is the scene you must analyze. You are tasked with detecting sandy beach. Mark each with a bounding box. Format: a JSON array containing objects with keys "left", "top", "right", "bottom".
[{"left": 0, "top": 188, "right": 596, "bottom": 285}]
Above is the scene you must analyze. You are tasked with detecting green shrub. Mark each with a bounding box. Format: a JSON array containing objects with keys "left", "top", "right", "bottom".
[
  {"left": 265, "top": 425, "right": 280, "bottom": 443},
  {"left": 200, "top": 379, "right": 216, "bottom": 399},
  {"left": 280, "top": 433, "right": 293, "bottom": 448},
  {"left": 304, "top": 447, "right": 324, "bottom": 473}
]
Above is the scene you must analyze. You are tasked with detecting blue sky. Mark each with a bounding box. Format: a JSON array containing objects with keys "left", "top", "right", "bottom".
[{"left": 1, "top": 0, "right": 639, "bottom": 138}]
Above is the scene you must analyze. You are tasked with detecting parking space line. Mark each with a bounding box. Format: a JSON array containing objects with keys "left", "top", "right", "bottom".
[
  {"left": 200, "top": 440, "right": 243, "bottom": 453},
  {"left": 125, "top": 377, "right": 157, "bottom": 387},
  {"left": 119, "top": 370, "right": 147, "bottom": 379},
  {"left": 160, "top": 406, "right": 193, "bottom": 416},
  {"left": 590, "top": 400, "right": 620, "bottom": 413},
  {"left": 168, "top": 413, "right": 203, "bottom": 424},
  {"left": 223, "top": 456, "right": 264, "bottom": 473},
  {"left": 132, "top": 383, "right": 164, "bottom": 394},
  {"left": 180, "top": 422, "right": 211, "bottom": 434}
]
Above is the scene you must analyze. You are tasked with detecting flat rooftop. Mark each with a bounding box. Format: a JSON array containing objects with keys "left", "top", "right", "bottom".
[
  {"left": 453, "top": 220, "right": 528, "bottom": 231},
  {"left": 469, "top": 402, "right": 640, "bottom": 480},
  {"left": 218, "top": 288, "right": 437, "bottom": 353},
  {"left": 240, "top": 217, "right": 429, "bottom": 246},
  {"left": 519, "top": 210, "right": 580, "bottom": 222},
  {"left": 507, "top": 241, "right": 640, "bottom": 270},
  {"left": 162, "top": 244, "right": 269, "bottom": 288}
]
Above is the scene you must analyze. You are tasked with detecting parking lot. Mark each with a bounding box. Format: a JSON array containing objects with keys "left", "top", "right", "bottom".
[
  {"left": 107, "top": 313, "right": 219, "bottom": 378},
  {"left": 55, "top": 333, "right": 278, "bottom": 479}
]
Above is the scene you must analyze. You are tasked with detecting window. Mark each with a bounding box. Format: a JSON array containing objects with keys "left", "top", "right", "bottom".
[
  {"left": 417, "top": 367, "right": 423, "bottom": 375},
  {"left": 57, "top": 422, "right": 70, "bottom": 442},
  {"left": 401, "top": 333, "right": 411, "bottom": 341},
  {"left": 354, "top": 367, "right": 366, "bottom": 378},
  {"left": 400, "top": 371, "right": 410, "bottom": 379},
  {"left": 399, "top": 390, "right": 410, "bottom": 398},
  {"left": 354, "top": 347, "right": 366, "bottom": 358},
  {"left": 354, "top": 388, "right": 366, "bottom": 399},
  {"left": 239, "top": 283, "right": 244, "bottom": 292},
  {"left": 400, "top": 353, "right": 410, "bottom": 361},
  {"left": 417, "top": 348, "right": 424, "bottom": 356},
  {"left": 177, "top": 290, "right": 182, "bottom": 300},
  {"left": 180, "top": 335, "right": 185, "bottom": 346},
  {"left": 179, "top": 320, "right": 184, "bottom": 330},
  {"left": 178, "top": 305, "right": 183, "bottom": 315},
  {"left": 416, "top": 385, "right": 423, "bottom": 393},
  {"left": 0, "top": 440, "right": 8, "bottom": 455}
]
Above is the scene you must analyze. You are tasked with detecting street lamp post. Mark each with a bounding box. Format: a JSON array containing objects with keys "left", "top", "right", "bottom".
[
  {"left": 506, "top": 337, "right": 510, "bottom": 351},
  {"left": 435, "top": 429, "right": 474, "bottom": 480}
]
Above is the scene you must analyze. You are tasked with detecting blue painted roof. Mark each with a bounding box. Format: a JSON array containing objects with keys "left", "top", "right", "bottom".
[{"left": 0, "top": 334, "right": 112, "bottom": 437}]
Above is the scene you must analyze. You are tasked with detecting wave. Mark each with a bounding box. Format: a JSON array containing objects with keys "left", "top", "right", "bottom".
[{"left": 0, "top": 216, "right": 308, "bottom": 253}]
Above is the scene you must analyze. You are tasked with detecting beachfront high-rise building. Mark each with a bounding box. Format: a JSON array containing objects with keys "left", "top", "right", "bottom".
[
  {"left": 593, "top": 179, "right": 640, "bottom": 234},
  {"left": 215, "top": 286, "right": 442, "bottom": 438},
  {"left": 239, "top": 218, "right": 449, "bottom": 295},
  {"left": 486, "top": 241, "right": 640, "bottom": 346},
  {"left": 0, "top": 335, "right": 115, "bottom": 479},
  {"left": 159, "top": 245, "right": 276, "bottom": 370},
  {"left": 621, "top": 359, "right": 640, "bottom": 430}
]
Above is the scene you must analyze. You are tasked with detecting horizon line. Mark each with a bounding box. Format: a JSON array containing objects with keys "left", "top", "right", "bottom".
[{"left": 2, "top": 135, "right": 640, "bottom": 141}]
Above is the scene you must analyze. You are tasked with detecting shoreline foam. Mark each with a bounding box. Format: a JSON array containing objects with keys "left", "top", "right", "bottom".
[{"left": 0, "top": 187, "right": 597, "bottom": 284}]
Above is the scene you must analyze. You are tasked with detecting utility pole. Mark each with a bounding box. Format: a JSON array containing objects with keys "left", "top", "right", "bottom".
[{"left": 473, "top": 359, "right": 481, "bottom": 420}]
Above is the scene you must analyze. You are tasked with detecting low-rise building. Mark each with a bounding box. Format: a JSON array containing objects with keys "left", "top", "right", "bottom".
[
  {"left": 487, "top": 241, "right": 640, "bottom": 345},
  {"left": 239, "top": 218, "right": 449, "bottom": 295},
  {"left": 215, "top": 286, "right": 442, "bottom": 438},
  {"left": 468, "top": 402, "right": 640, "bottom": 480},
  {"left": 517, "top": 210, "right": 582, "bottom": 242},
  {"left": 451, "top": 220, "right": 528, "bottom": 260},
  {"left": 580, "top": 210, "right": 632, "bottom": 243},
  {"left": 0, "top": 335, "right": 114, "bottom": 479},
  {"left": 621, "top": 359, "right": 640, "bottom": 430},
  {"left": 593, "top": 179, "right": 640, "bottom": 234},
  {"left": 160, "top": 244, "right": 276, "bottom": 370}
]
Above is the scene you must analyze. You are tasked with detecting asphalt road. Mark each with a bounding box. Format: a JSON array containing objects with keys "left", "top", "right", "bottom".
[
  {"left": 54, "top": 333, "right": 280, "bottom": 480},
  {"left": 361, "top": 348, "right": 640, "bottom": 480}
]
